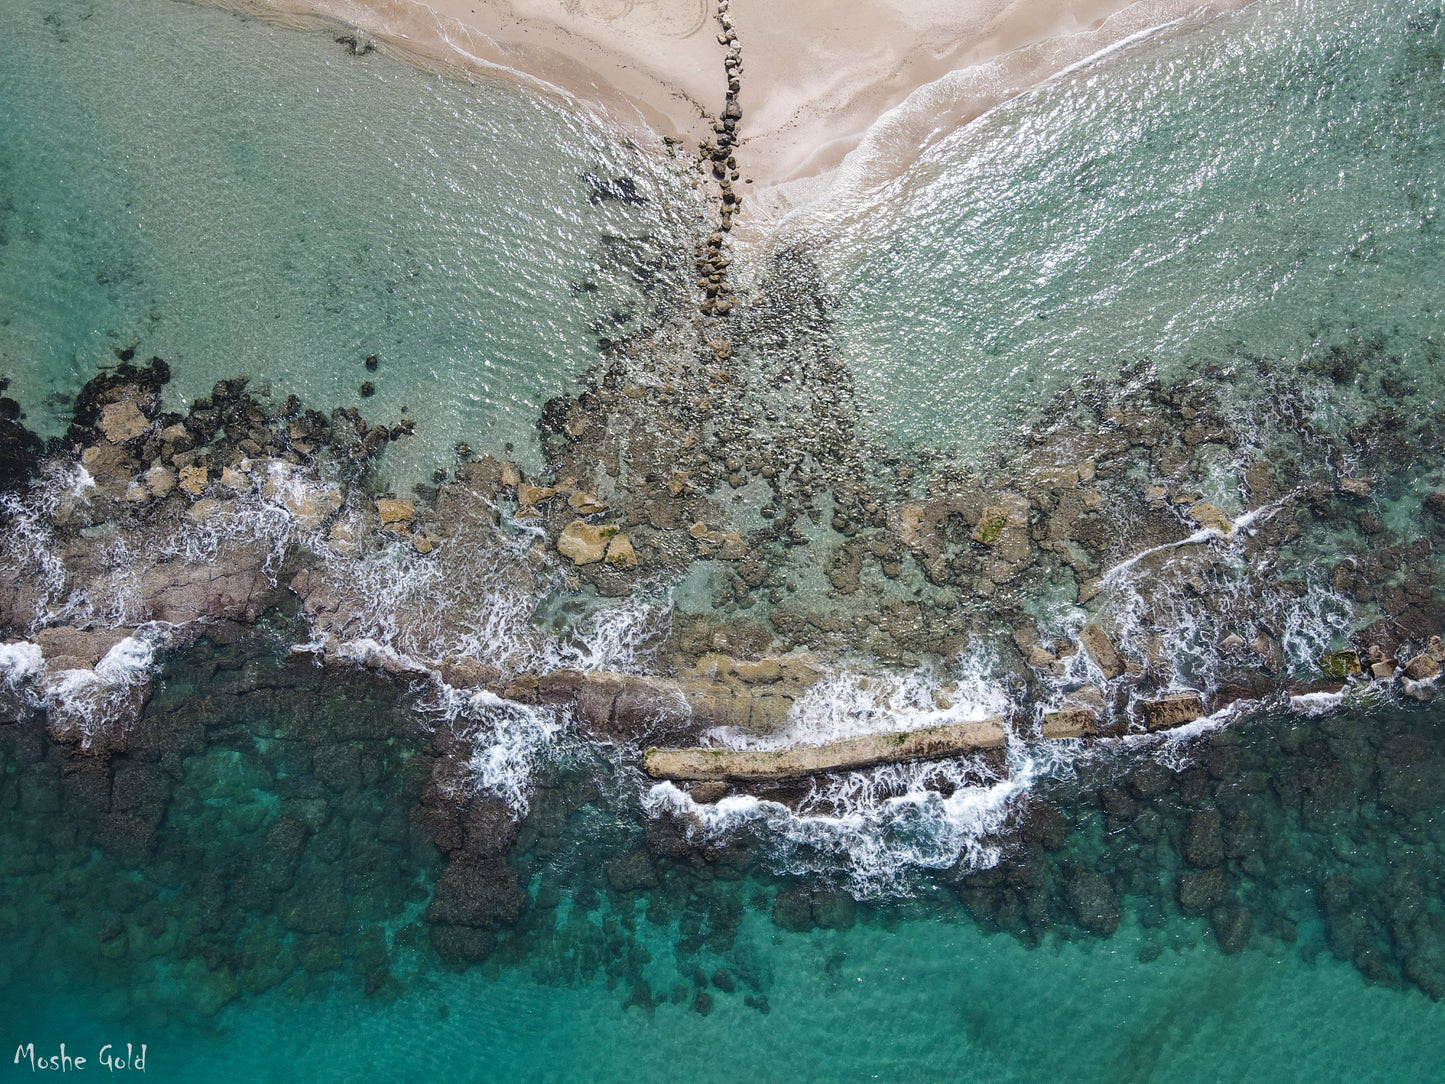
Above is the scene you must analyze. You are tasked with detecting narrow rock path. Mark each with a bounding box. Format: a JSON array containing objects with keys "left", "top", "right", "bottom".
[{"left": 695, "top": 0, "right": 743, "bottom": 319}]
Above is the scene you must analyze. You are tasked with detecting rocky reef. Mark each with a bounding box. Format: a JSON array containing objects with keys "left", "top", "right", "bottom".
[{"left": 4, "top": 200, "right": 1445, "bottom": 1011}]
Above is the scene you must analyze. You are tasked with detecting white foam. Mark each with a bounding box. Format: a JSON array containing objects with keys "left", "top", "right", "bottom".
[
  {"left": 645, "top": 761, "right": 1030, "bottom": 898},
  {"left": 1288, "top": 689, "right": 1347, "bottom": 716},
  {"left": 0, "top": 641, "right": 44, "bottom": 687},
  {"left": 712, "top": 653, "right": 1011, "bottom": 752},
  {"left": 39, "top": 627, "right": 168, "bottom": 746},
  {"left": 332, "top": 636, "right": 433, "bottom": 676},
  {"left": 418, "top": 678, "right": 569, "bottom": 818},
  {"left": 542, "top": 595, "right": 674, "bottom": 675}
]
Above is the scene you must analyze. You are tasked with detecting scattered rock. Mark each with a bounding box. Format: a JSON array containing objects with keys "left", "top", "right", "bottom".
[
  {"left": 568, "top": 491, "right": 609, "bottom": 515},
  {"left": 605, "top": 534, "right": 638, "bottom": 569},
  {"left": 178, "top": 464, "right": 209, "bottom": 496},
  {"left": 1187, "top": 502, "right": 1233, "bottom": 534},
  {"left": 143, "top": 465, "right": 176, "bottom": 498},
  {"left": 1404, "top": 653, "right": 1442, "bottom": 682},
  {"left": 517, "top": 483, "right": 556, "bottom": 510}
]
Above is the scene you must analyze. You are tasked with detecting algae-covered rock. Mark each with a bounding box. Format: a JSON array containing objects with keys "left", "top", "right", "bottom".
[
  {"left": 1320, "top": 649, "right": 1362, "bottom": 679},
  {"left": 605, "top": 534, "right": 638, "bottom": 569}
]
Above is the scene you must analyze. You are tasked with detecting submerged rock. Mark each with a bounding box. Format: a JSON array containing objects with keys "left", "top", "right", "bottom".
[{"left": 1066, "top": 870, "right": 1120, "bottom": 934}]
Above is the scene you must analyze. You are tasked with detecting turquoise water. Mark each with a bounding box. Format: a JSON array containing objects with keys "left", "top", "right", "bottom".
[
  {"left": 9, "top": 913, "right": 1445, "bottom": 1083},
  {"left": 0, "top": 0, "right": 693, "bottom": 481},
  {"left": 4, "top": 0, "right": 1445, "bottom": 1077},
  {"left": 820, "top": 0, "right": 1445, "bottom": 459}
]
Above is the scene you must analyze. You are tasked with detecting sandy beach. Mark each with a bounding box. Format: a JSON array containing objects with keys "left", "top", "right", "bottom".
[{"left": 235, "top": 0, "right": 1255, "bottom": 216}]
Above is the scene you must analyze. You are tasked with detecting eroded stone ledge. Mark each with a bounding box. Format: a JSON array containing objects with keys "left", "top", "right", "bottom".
[{"left": 641, "top": 717, "right": 1008, "bottom": 782}]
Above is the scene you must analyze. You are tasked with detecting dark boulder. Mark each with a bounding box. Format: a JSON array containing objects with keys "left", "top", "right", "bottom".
[
  {"left": 430, "top": 923, "right": 496, "bottom": 969},
  {"left": 605, "top": 850, "right": 659, "bottom": 892},
  {"left": 1183, "top": 810, "right": 1224, "bottom": 868},
  {"left": 771, "top": 886, "right": 814, "bottom": 933},
  {"left": 427, "top": 854, "right": 525, "bottom": 928}
]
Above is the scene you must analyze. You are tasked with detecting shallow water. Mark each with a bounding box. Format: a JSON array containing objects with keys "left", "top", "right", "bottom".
[
  {"left": 0, "top": 0, "right": 694, "bottom": 482},
  {"left": 3, "top": 0, "right": 1445, "bottom": 1076},
  {"left": 815, "top": 0, "right": 1445, "bottom": 461}
]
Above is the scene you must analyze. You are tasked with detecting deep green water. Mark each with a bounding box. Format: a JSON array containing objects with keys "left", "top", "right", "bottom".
[
  {"left": 4, "top": 639, "right": 1445, "bottom": 1081},
  {"left": 4, "top": 0, "right": 1445, "bottom": 1078}
]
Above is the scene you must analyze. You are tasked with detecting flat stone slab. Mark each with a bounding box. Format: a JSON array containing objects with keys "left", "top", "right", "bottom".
[
  {"left": 1078, "top": 624, "right": 1126, "bottom": 679},
  {"left": 641, "top": 718, "right": 1007, "bottom": 782},
  {"left": 1042, "top": 708, "right": 1097, "bottom": 739},
  {"left": 1140, "top": 693, "right": 1205, "bottom": 731}
]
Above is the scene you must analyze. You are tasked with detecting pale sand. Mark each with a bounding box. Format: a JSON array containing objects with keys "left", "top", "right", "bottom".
[{"left": 237, "top": 0, "right": 1255, "bottom": 214}]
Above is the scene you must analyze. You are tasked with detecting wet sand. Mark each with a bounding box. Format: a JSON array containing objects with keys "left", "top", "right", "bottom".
[{"left": 237, "top": 0, "right": 1255, "bottom": 205}]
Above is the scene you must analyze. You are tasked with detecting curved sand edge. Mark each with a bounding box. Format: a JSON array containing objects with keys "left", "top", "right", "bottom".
[{"left": 224, "top": 0, "right": 1255, "bottom": 203}]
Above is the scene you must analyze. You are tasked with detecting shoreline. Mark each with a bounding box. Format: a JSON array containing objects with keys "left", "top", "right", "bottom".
[{"left": 223, "top": 0, "right": 1259, "bottom": 215}]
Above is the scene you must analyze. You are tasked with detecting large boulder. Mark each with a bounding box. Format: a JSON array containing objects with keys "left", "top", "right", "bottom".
[
  {"left": 1140, "top": 693, "right": 1204, "bottom": 731},
  {"left": 557, "top": 520, "right": 619, "bottom": 565},
  {"left": 99, "top": 399, "right": 151, "bottom": 444}
]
